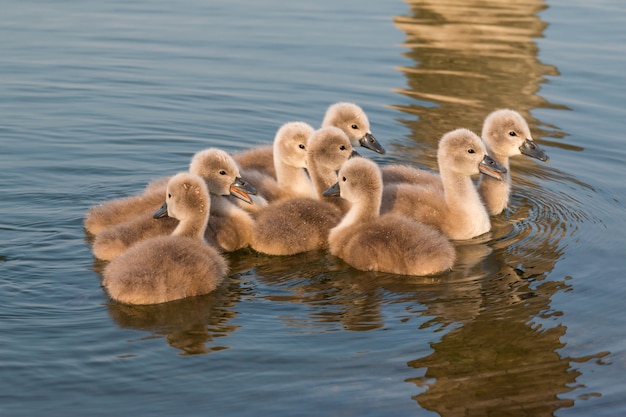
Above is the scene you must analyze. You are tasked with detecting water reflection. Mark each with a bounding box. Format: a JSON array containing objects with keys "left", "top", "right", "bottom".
[
  {"left": 105, "top": 280, "right": 241, "bottom": 356},
  {"left": 390, "top": 0, "right": 569, "bottom": 170},
  {"left": 390, "top": 1, "right": 607, "bottom": 414},
  {"left": 407, "top": 247, "right": 608, "bottom": 416}
]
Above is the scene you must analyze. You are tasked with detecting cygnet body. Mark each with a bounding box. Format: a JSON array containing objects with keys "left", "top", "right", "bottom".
[
  {"left": 477, "top": 109, "right": 549, "bottom": 215},
  {"left": 92, "top": 148, "right": 256, "bottom": 260},
  {"left": 232, "top": 145, "right": 276, "bottom": 179},
  {"left": 250, "top": 127, "right": 352, "bottom": 256},
  {"left": 381, "top": 163, "right": 443, "bottom": 189},
  {"left": 324, "top": 157, "right": 455, "bottom": 276},
  {"left": 381, "top": 128, "right": 507, "bottom": 240},
  {"left": 102, "top": 172, "right": 228, "bottom": 305}
]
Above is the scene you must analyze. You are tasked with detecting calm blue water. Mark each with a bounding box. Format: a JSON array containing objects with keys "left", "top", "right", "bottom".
[{"left": 1, "top": 0, "right": 625, "bottom": 415}]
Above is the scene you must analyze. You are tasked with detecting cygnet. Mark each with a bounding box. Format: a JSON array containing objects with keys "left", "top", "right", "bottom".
[
  {"left": 239, "top": 121, "right": 317, "bottom": 202},
  {"left": 232, "top": 102, "right": 385, "bottom": 181},
  {"left": 323, "top": 157, "right": 455, "bottom": 275},
  {"left": 478, "top": 109, "right": 549, "bottom": 215},
  {"left": 250, "top": 127, "right": 353, "bottom": 256},
  {"left": 381, "top": 128, "right": 507, "bottom": 240},
  {"left": 102, "top": 172, "right": 228, "bottom": 305},
  {"left": 92, "top": 148, "right": 256, "bottom": 260},
  {"left": 321, "top": 102, "right": 385, "bottom": 154}
]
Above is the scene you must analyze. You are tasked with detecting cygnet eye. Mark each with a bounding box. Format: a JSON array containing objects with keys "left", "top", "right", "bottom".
[
  {"left": 167, "top": 193, "right": 172, "bottom": 199},
  {"left": 299, "top": 144, "right": 305, "bottom": 149},
  {"left": 342, "top": 176, "right": 347, "bottom": 182},
  {"left": 351, "top": 124, "right": 358, "bottom": 130},
  {"left": 339, "top": 145, "right": 346, "bottom": 151},
  {"left": 509, "top": 131, "right": 517, "bottom": 137},
  {"left": 468, "top": 149, "right": 475, "bottom": 154},
  {"left": 219, "top": 170, "right": 227, "bottom": 175}
]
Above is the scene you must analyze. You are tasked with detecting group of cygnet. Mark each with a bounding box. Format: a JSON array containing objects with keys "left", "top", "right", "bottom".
[{"left": 85, "top": 104, "right": 548, "bottom": 306}]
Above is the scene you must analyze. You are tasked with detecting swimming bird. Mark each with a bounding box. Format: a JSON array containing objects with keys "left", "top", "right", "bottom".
[
  {"left": 250, "top": 127, "right": 352, "bottom": 256},
  {"left": 232, "top": 102, "right": 385, "bottom": 181},
  {"left": 238, "top": 121, "right": 317, "bottom": 202},
  {"left": 102, "top": 172, "right": 228, "bottom": 305},
  {"left": 477, "top": 109, "right": 549, "bottom": 215},
  {"left": 323, "top": 157, "right": 455, "bottom": 275},
  {"left": 381, "top": 128, "right": 507, "bottom": 240},
  {"left": 321, "top": 102, "right": 385, "bottom": 154},
  {"left": 92, "top": 148, "right": 256, "bottom": 260},
  {"left": 190, "top": 148, "right": 257, "bottom": 251}
]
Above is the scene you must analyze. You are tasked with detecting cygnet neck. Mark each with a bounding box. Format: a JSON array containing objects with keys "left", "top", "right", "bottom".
[
  {"left": 307, "top": 157, "right": 339, "bottom": 199},
  {"left": 440, "top": 166, "right": 489, "bottom": 226},
  {"left": 477, "top": 147, "right": 511, "bottom": 215},
  {"left": 346, "top": 194, "right": 380, "bottom": 228},
  {"left": 274, "top": 155, "right": 315, "bottom": 197},
  {"left": 483, "top": 144, "right": 512, "bottom": 185},
  {"left": 172, "top": 205, "right": 209, "bottom": 240},
  {"left": 337, "top": 180, "right": 381, "bottom": 232}
]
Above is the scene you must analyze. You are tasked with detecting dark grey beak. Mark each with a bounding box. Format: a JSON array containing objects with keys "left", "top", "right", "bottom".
[
  {"left": 520, "top": 138, "right": 549, "bottom": 162},
  {"left": 229, "top": 176, "right": 258, "bottom": 204},
  {"left": 323, "top": 182, "right": 341, "bottom": 197},
  {"left": 479, "top": 155, "right": 507, "bottom": 181},
  {"left": 153, "top": 202, "right": 169, "bottom": 219},
  {"left": 359, "top": 132, "right": 386, "bottom": 155}
]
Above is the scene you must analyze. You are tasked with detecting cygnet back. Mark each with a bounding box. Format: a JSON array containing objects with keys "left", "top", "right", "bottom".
[{"left": 84, "top": 176, "right": 170, "bottom": 235}]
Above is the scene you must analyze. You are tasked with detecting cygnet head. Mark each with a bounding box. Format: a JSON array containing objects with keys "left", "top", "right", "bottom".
[
  {"left": 482, "top": 109, "right": 549, "bottom": 162},
  {"left": 325, "top": 157, "right": 382, "bottom": 207},
  {"left": 189, "top": 148, "right": 257, "bottom": 204},
  {"left": 153, "top": 172, "right": 209, "bottom": 224},
  {"left": 273, "top": 121, "right": 315, "bottom": 169},
  {"left": 321, "top": 102, "right": 385, "bottom": 154},
  {"left": 438, "top": 128, "right": 507, "bottom": 180},
  {"left": 306, "top": 126, "right": 355, "bottom": 173}
]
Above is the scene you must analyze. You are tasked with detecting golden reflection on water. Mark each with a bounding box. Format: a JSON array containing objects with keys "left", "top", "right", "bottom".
[
  {"left": 390, "top": 1, "right": 606, "bottom": 415},
  {"left": 105, "top": 281, "right": 240, "bottom": 356},
  {"left": 390, "top": 0, "right": 571, "bottom": 170}
]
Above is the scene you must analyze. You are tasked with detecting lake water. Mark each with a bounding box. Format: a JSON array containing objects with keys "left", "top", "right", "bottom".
[{"left": 1, "top": 0, "right": 625, "bottom": 415}]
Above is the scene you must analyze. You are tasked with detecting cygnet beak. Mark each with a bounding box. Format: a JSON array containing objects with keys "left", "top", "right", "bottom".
[
  {"left": 520, "top": 138, "right": 549, "bottom": 162},
  {"left": 479, "top": 155, "right": 507, "bottom": 181},
  {"left": 359, "top": 132, "right": 386, "bottom": 155},
  {"left": 153, "top": 202, "right": 169, "bottom": 219},
  {"left": 323, "top": 182, "right": 341, "bottom": 198},
  {"left": 229, "top": 177, "right": 258, "bottom": 205}
]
